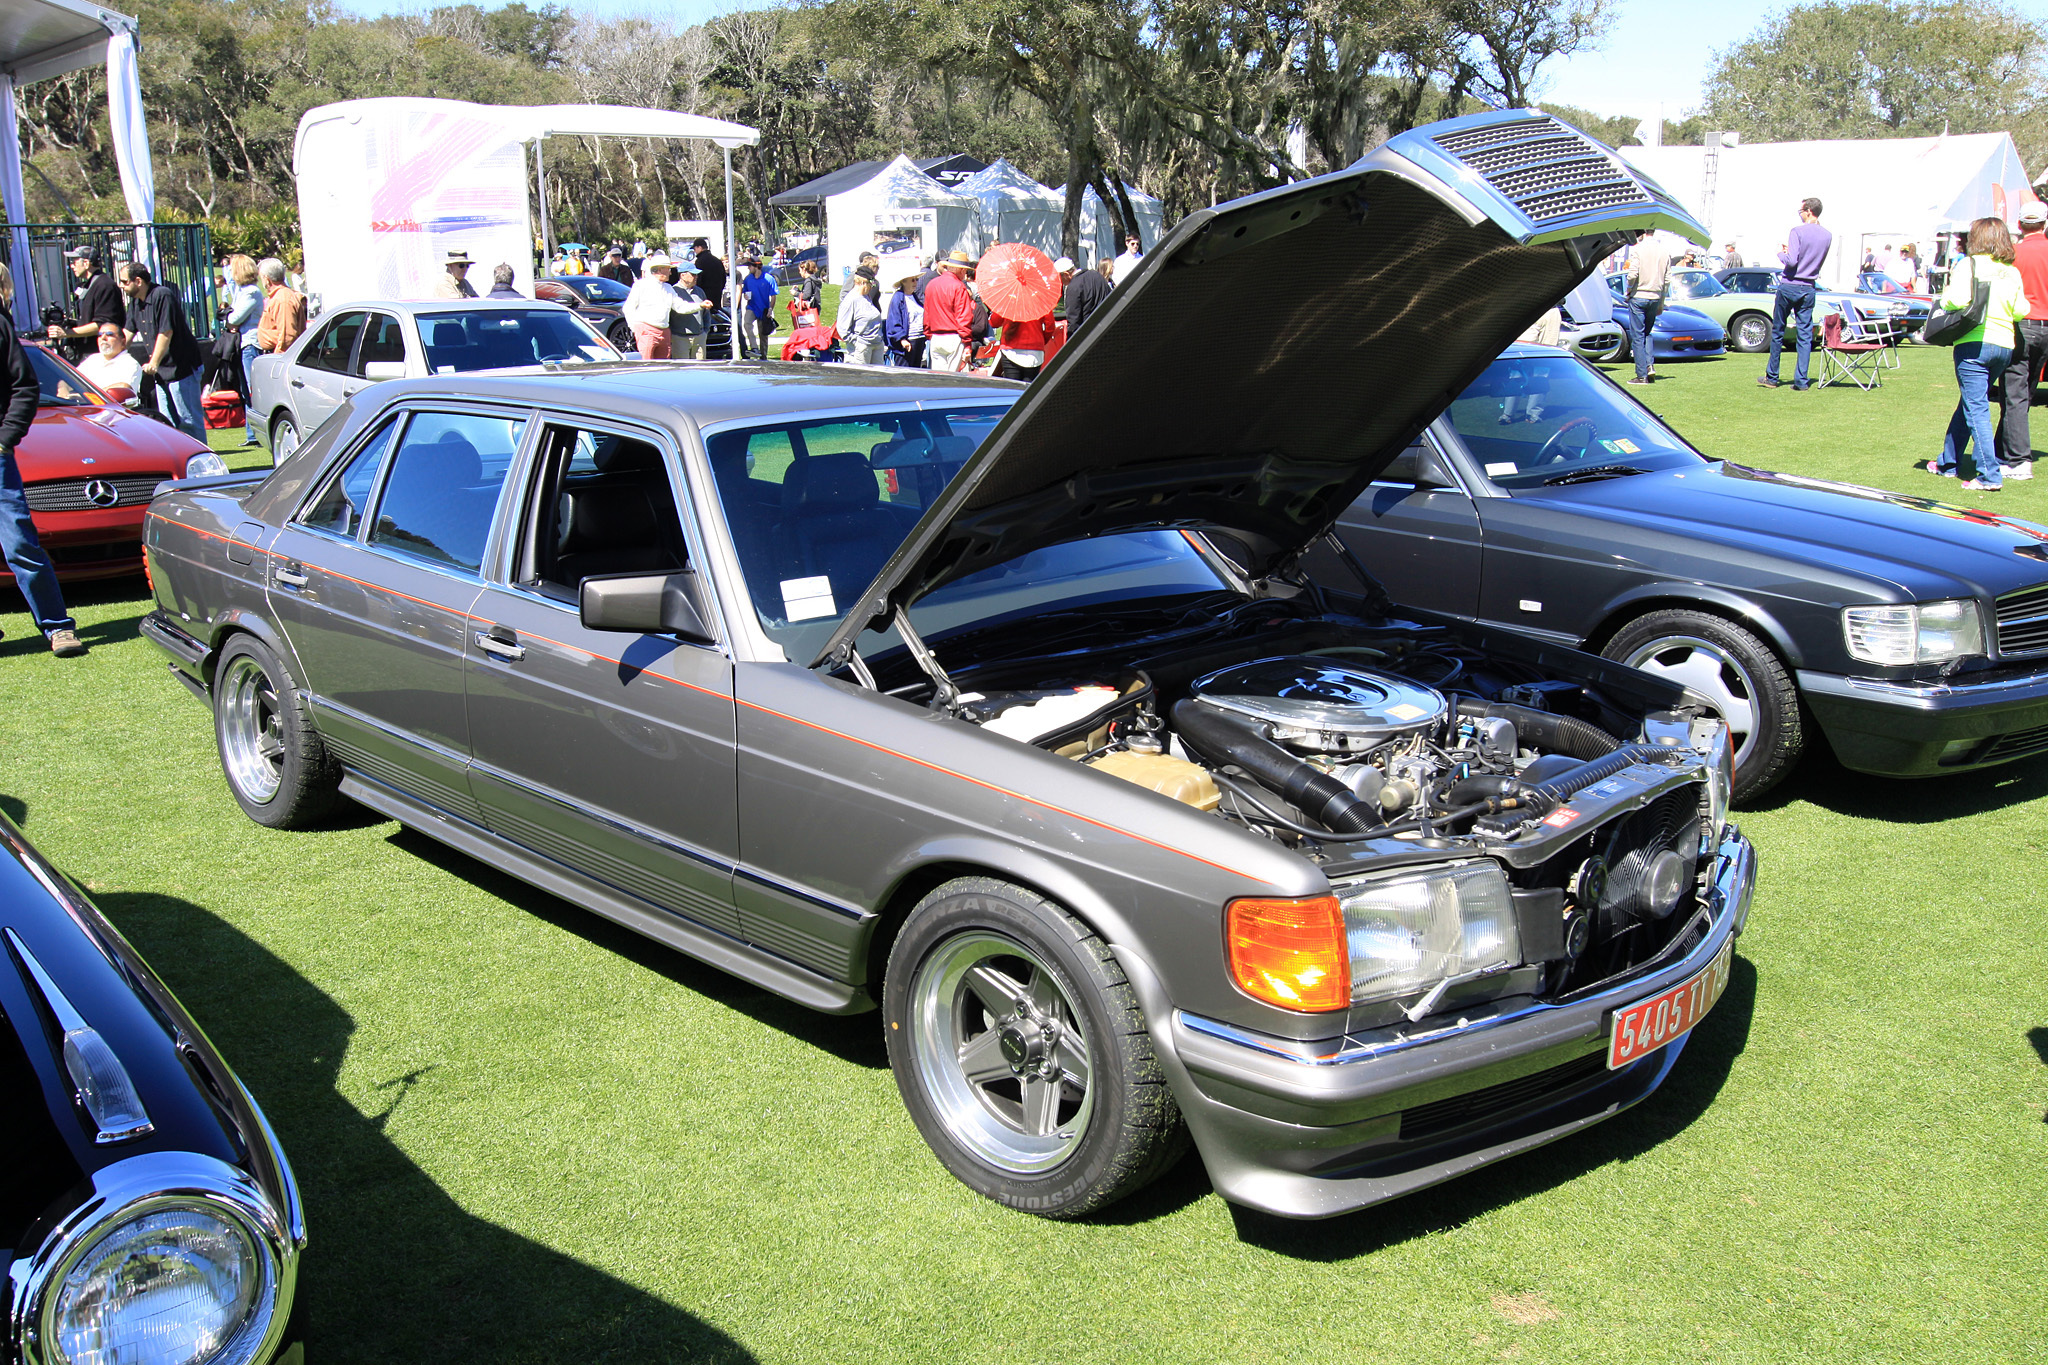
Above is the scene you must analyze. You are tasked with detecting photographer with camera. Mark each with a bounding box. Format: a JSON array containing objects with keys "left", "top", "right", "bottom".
[{"left": 45, "top": 247, "right": 123, "bottom": 358}]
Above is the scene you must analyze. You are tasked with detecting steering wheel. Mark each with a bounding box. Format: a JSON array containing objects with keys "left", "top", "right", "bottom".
[{"left": 1536, "top": 416, "right": 1599, "bottom": 465}]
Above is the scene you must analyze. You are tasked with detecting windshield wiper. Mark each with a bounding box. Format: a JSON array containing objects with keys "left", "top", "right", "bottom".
[{"left": 1543, "top": 464, "right": 1648, "bottom": 486}]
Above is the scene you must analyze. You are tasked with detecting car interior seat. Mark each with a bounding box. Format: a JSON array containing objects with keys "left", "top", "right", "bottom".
[
  {"left": 546, "top": 435, "right": 687, "bottom": 587},
  {"left": 375, "top": 432, "right": 497, "bottom": 569},
  {"left": 776, "top": 451, "right": 915, "bottom": 610}
]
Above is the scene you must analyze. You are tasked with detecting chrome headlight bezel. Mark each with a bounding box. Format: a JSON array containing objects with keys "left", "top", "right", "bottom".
[
  {"left": 12, "top": 1151, "right": 298, "bottom": 1365},
  {"left": 1843, "top": 599, "right": 1986, "bottom": 665},
  {"left": 1333, "top": 860, "right": 1521, "bottom": 1008}
]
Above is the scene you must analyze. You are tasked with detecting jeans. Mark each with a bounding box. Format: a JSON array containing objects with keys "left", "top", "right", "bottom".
[
  {"left": 1624, "top": 296, "right": 1663, "bottom": 379},
  {"left": 240, "top": 342, "right": 263, "bottom": 445},
  {"left": 0, "top": 443, "right": 74, "bottom": 635},
  {"left": 1938, "top": 340, "right": 2012, "bottom": 485},
  {"left": 154, "top": 370, "right": 206, "bottom": 442},
  {"left": 1997, "top": 318, "right": 2047, "bottom": 469},
  {"left": 1766, "top": 282, "right": 1817, "bottom": 385},
  {"left": 744, "top": 313, "right": 775, "bottom": 360}
]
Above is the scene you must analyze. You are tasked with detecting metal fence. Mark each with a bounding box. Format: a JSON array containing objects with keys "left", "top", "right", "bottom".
[{"left": 0, "top": 222, "right": 218, "bottom": 340}]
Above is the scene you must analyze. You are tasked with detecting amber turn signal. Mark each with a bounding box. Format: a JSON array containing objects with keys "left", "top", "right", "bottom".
[{"left": 1225, "top": 895, "right": 1350, "bottom": 1012}]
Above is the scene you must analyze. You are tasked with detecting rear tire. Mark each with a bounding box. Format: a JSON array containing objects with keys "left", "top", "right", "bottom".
[
  {"left": 606, "top": 318, "right": 634, "bottom": 351},
  {"left": 270, "top": 413, "right": 300, "bottom": 463},
  {"left": 213, "top": 636, "right": 339, "bottom": 828},
  {"left": 884, "top": 877, "right": 1189, "bottom": 1218},
  {"left": 1602, "top": 609, "right": 1802, "bottom": 804}
]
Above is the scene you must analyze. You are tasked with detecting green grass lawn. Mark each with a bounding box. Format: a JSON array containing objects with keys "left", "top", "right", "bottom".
[{"left": 5, "top": 346, "right": 2044, "bottom": 1363}]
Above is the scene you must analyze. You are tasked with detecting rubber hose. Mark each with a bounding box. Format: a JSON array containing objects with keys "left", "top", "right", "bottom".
[
  {"left": 1455, "top": 698, "right": 1620, "bottom": 761},
  {"left": 1170, "top": 700, "right": 1383, "bottom": 836},
  {"left": 1529, "top": 744, "right": 1668, "bottom": 804}
]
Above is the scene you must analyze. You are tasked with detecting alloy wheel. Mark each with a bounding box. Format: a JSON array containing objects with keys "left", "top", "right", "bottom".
[
  {"left": 217, "top": 655, "right": 286, "bottom": 804},
  {"left": 907, "top": 931, "right": 1094, "bottom": 1174},
  {"left": 1621, "top": 634, "right": 1761, "bottom": 770}
]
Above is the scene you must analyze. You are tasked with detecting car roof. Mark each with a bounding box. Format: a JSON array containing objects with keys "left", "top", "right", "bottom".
[
  {"left": 313, "top": 299, "right": 581, "bottom": 317},
  {"left": 361, "top": 361, "right": 1020, "bottom": 431}
]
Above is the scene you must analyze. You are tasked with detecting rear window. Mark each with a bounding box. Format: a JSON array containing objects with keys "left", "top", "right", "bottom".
[{"left": 417, "top": 308, "right": 616, "bottom": 373}]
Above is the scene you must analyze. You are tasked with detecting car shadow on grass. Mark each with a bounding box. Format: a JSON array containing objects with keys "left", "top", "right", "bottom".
[
  {"left": 387, "top": 827, "right": 891, "bottom": 1071},
  {"left": 1227, "top": 953, "right": 1759, "bottom": 1260},
  {"left": 1747, "top": 744, "right": 2048, "bottom": 822},
  {"left": 95, "top": 889, "right": 760, "bottom": 1365}
]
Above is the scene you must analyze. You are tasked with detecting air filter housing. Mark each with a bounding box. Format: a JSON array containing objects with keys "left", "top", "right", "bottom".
[{"left": 1188, "top": 657, "right": 1448, "bottom": 753}]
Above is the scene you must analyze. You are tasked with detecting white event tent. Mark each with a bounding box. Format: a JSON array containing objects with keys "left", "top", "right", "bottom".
[
  {"left": 294, "top": 98, "right": 757, "bottom": 314},
  {"left": 1620, "top": 132, "right": 2039, "bottom": 290},
  {"left": 0, "top": 0, "right": 155, "bottom": 317},
  {"left": 769, "top": 155, "right": 980, "bottom": 283},
  {"left": 961, "top": 159, "right": 1065, "bottom": 257}
]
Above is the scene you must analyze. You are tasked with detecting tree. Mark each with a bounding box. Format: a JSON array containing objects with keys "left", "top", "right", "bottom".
[
  {"left": 1701, "top": 0, "right": 2047, "bottom": 163},
  {"left": 1452, "top": 0, "right": 1613, "bottom": 110}
]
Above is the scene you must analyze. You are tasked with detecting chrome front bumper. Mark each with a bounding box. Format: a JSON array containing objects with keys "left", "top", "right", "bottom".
[{"left": 1117, "top": 832, "right": 1757, "bottom": 1219}]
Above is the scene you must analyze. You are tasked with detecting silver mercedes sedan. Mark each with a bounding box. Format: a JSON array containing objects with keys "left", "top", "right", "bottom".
[
  {"left": 249, "top": 298, "right": 618, "bottom": 460},
  {"left": 143, "top": 110, "right": 1756, "bottom": 1222}
]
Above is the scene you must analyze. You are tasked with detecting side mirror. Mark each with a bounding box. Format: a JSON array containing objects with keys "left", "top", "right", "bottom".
[
  {"left": 579, "top": 571, "right": 716, "bottom": 644},
  {"left": 361, "top": 361, "right": 407, "bottom": 380},
  {"left": 1381, "top": 441, "right": 1457, "bottom": 489}
]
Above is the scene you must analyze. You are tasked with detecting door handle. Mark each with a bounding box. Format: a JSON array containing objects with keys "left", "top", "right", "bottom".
[
  {"left": 290, "top": 379, "right": 304, "bottom": 389},
  {"left": 474, "top": 626, "right": 525, "bottom": 662},
  {"left": 273, "top": 561, "right": 308, "bottom": 588}
]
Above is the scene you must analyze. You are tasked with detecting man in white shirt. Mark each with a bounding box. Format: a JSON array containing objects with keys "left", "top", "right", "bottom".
[
  {"left": 1112, "top": 233, "right": 1144, "bottom": 282},
  {"left": 75, "top": 323, "right": 143, "bottom": 399},
  {"left": 623, "top": 254, "right": 682, "bottom": 358}
]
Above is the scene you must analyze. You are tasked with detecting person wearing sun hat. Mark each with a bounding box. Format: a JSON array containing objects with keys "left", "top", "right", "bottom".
[
  {"left": 624, "top": 252, "right": 682, "bottom": 359},
  {"left": 884, "top": 257, "right": 927, "bottom": 368},
  {"left": 432, "top": 248, "right": 477, "bottom": 300},
  {"left": 925, "top": 249, "right": 976, "bottom": 372}
]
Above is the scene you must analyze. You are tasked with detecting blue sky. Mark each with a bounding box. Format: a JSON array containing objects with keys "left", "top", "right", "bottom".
[{"left": 332, "top": 0, "right": 2048, "bottom": 123}]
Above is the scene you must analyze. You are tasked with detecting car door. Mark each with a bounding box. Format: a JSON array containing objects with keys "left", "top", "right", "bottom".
[
  {"left": 290, "top": 310, "right": 367, "bottom": 434},
  {"left": 1311, "top": 429, "right": 1482, "bottom": 617},
  {"left": 353, "top": 311, "right": 409, "bottom": 382},
  {"left": 463, "top": 417, "right": 742, "bottom": 937},
  {"left": 266, "top": 405, "right": 528, "bottom": 822}
]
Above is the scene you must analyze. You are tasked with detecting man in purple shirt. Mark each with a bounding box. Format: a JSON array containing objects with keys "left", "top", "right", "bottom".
[{"left": 1761, "top": 197, "right": 1833, "bottom": 391}]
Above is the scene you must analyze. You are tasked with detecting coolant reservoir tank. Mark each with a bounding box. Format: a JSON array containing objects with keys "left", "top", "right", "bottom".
[{"left": 1087, "top": 750, "right": 1221, "bottom": 811}]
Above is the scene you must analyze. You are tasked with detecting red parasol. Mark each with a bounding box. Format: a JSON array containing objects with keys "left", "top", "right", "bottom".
[{"left": 976, "top": 242, "right": 1061, "bottom": 320}]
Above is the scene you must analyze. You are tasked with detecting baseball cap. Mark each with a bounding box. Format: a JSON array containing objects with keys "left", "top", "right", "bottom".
[{"left": 63, "top": 246, "right": 96, "bottom": 262}]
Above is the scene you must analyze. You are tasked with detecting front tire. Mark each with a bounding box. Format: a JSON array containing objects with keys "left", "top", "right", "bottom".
[
  {"left": 1601, "top": 609, "right": 1802, "bottom": 803},
  {"left": 883, "top": 877, "right": 1188, "bottom": 1218},
  {"left": 1729, "top": 311, "right": 1772, "bottom": 353},
  {"left": 606, "top": 318, "right": 634, "bottom": 352},
  {"left": 213, "top": 636, "right": 340, "bottom": 828}
]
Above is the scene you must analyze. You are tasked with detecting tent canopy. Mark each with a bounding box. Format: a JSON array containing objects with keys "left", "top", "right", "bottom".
[
  {"left": 770, "top": 160, "right": 886, "bottom": 208},
  {"left": 0, "top": 0, "right": 151, "bottom": 319},
  {"left": 1621, "top": 132, "right": 2038, "bottom": 289},
  {"left": 961, "top": 159, "right": 1065, "bottom": 257},
  {"left": 1081, "top": 182, "right": 1166, "bottom": 262},
  {"left": 514, "top": 103, "right": 756, "bottom": 149},
  {"left": 794, "top": 154, "right": 981, "bottom": 283}
]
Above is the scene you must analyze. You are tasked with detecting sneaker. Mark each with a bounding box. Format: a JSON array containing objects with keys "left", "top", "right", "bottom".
[
  {"left": 2006, "top": 462, "right": 2035, "bottom": 481},
  {"left": 1757, "top": 376, "right": 1782, "bottom": 388},
  {"left": 1961, "top": 479, "right": 2003, "bottom": 492},
  {"left": 1791, "top": 383, "right": 1811, "bottom": 391},
  {"left": 1919, "top": 461, "right": 1957, "bottom": 477},
  {"left": 48, "top": 628, "right": 86, "bottom": 657},
  {"left": 1626, "top": 377, "right": 1652, "bottom": 386}
]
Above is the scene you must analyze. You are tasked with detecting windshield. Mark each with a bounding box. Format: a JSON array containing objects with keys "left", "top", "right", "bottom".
[
  {"left": 568, "top": 276, "right": 629, "bottom": 303},
  {"left": 1445, "top": 352, "right": 1702, "bottom": 488},
  {"left": 27, "top": 346, "right": 105, "bottom": 406},
  {"left": 1670, "top": 270, "right": 1727, "bottom": 299},
  {"left": 1860, "top": 275, "right": 1907, "bottom": 295},
  {"left": 706, "top": 405, "right": 1231, "bottom": 660},
  {"left": 417, "top": 308, "right": 617, "bottom": 372}
]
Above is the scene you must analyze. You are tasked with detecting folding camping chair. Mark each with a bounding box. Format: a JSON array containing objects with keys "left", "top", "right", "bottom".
[{"left": 1819, "top": 311, "right": 1886, "bottom": 390}]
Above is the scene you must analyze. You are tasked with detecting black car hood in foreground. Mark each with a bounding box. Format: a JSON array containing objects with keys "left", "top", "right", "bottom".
[{"left": 812, "top": 109, "right": 1707, "bottom": 668}]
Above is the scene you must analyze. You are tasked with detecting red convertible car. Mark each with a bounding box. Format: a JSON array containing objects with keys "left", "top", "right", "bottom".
[{"left": 7, "top": 344, "right": 223, "bottom": 584}]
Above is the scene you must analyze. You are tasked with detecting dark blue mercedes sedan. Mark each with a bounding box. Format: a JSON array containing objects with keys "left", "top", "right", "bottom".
[{"left": 1314, "top": 345, "right": 2048, "bottom": 801}]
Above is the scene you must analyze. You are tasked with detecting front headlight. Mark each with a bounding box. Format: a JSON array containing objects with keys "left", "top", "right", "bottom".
[
  {"left": 48, "top": 1202, "right": 273, "bottom": 1365},
  {"left": 1843, "top": 599, "right": 1985, "bottom": 664},
  {"left": 1337, "top": 862, "right": 1519, "bottom": 1006},
  {"left": 183, "top": 451, "right": 229, "bottom": 479}
]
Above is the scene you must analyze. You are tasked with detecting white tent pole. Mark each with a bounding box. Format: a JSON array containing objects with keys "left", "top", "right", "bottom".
[
  {"left": 535, "top": 138, "right": 554, "bottom": 265},
  {"left": 723, "top": 144, "right": 737, "bottom": 361},
  {"left": 0, "top": 76, "right": 37, "bottom": 322}
]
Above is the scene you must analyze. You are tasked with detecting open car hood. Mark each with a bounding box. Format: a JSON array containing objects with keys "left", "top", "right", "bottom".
[{"left": 811, "top": 110, "right": 1707, "bottom": 670}]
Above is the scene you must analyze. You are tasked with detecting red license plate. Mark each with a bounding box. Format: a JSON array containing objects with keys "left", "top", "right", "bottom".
[{"left": 1606, "top": 939, "right": 1734, "bottom": 1069}]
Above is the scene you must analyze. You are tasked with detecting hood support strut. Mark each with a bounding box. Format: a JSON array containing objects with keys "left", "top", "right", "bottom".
[{"left": 893, "top": 606, "right": 960, "bottom": 711}]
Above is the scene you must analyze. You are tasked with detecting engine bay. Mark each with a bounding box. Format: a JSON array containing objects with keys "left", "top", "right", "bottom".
[{"left": 892, "top": 601, "right": 1735, "bottom": 1005}]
